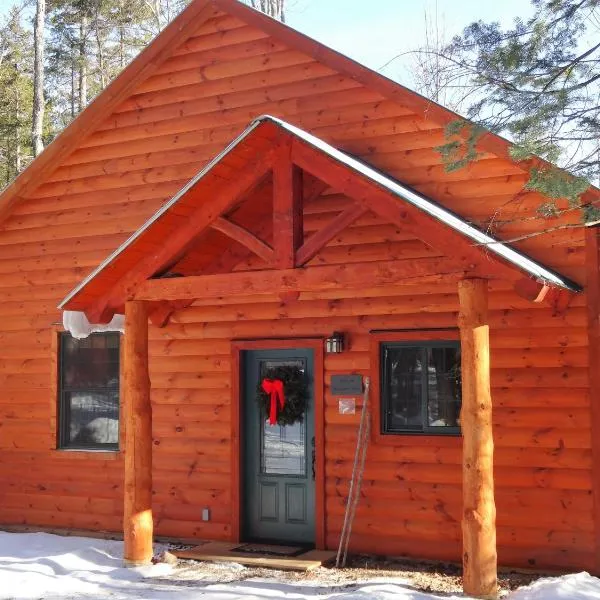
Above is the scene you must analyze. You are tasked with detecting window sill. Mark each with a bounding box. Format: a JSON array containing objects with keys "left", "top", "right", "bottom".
[
  {"left": 51, "top": 449, "right": 122, "bottom": 460},
  {"left": 372, "top": 429, "right": 462, "bottom": 447}
]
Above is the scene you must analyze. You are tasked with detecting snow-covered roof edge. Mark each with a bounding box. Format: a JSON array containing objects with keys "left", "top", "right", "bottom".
[
  {"left": 59, "top": 115, "right": 581, "bottom": 311},
  {"left": 267, "top": 116, "right": 581, "bottom": 292}
]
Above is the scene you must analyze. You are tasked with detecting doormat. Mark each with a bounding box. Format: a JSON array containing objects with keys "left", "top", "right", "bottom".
[{"left": 232, "top": 543, "right": 307, "bottom": 557}]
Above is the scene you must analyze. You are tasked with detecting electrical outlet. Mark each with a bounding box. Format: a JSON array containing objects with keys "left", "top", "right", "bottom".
[{"left": 202, "top": 508, "right": 210, "bottom": 522}]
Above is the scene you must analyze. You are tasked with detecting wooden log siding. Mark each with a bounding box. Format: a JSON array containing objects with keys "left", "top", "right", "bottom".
[{"left": 0, "top": 5, "right": 594, "bottom": 574}]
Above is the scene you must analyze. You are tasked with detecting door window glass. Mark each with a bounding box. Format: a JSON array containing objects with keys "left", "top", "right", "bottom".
[{"left": 260, "top": 359, "right": 306, "bottom": 476}]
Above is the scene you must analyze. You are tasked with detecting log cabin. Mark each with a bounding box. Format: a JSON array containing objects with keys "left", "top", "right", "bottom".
[{"left": 0, "top": 0, "right": 598, "bottom": 597}]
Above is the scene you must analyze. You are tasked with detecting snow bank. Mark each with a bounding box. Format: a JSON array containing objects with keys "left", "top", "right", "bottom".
[
  {"left": 0, "top": 531, "right": 461, "bottom": 599},
  {"left": 508, "top": 571, "right": 600, "bottom": 599},
  {"left": 0, "top": 531, "right": 174, "bottom": 599},
  {"left": 1, "top": 531, "right": 600, "bottom": 600}
]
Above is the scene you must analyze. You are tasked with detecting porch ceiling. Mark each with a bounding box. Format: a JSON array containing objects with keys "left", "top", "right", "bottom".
[{"left": 59, "top": 115, "right": 581, "bottom": 322}]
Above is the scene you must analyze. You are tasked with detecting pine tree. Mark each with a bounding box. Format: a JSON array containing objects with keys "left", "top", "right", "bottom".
[
  {"left": 0, "top": 0, "right": 288, "bottom": 186},
  {"left": 430, "top": 0, "right": 600, "bottom": 224},
  {"left": 0, "top": 7, "right": 34, "bottom": 185},
  {"left": 32, "top": 0, "right": 45, "bottom": 157}
]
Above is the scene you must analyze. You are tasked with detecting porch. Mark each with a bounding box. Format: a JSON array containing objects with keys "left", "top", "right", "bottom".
[{"left": 59, "top": 116, "right": 580, "bottom": 599}]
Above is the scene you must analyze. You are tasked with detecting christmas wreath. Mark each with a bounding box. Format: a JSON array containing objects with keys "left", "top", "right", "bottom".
[{"left": 257, "top": 365, "right": 308, "bottom": 426}]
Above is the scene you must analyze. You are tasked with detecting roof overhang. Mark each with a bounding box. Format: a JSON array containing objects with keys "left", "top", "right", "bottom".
[
  {"left": 59, "top": 116, "right": 581, "bottom": 322},
  {"left": 1, "top": 0, "right": 598, "bottom": 231}
]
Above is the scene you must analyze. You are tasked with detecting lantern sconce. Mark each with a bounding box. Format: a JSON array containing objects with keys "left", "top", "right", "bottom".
[{"left": 325, "top": 331, "right": 345, "bottom": 354}]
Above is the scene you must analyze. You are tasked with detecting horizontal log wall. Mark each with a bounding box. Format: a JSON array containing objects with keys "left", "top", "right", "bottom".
[
  {"left": 0, "top": 7, "right": 593, "bottom": 573},
  {"left": 144, "top": 271, "right": 592, "bottom": 571}
]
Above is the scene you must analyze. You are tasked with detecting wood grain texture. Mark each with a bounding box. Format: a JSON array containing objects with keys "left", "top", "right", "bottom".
[
  {"left": 0, "top": 5, "right": 593, "bottom": 575},
  {"left": 458, "top": 280, "right": 497, "bottom": 598},
  {"left": 123, "top": 301, "right": 153, "bottom": 565},
  {"left": 586, "top": 227, "right": 600, "bottom": 573}
]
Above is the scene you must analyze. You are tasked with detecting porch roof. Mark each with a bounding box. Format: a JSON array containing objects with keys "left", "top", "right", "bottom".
[{"left": 59, "top": 115, "right": 581, "bottom": 319}]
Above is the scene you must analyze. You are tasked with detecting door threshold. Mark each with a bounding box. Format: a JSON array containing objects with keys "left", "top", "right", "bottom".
[{"left": 172, "top": 541, "right": 335, "bottom": 571}]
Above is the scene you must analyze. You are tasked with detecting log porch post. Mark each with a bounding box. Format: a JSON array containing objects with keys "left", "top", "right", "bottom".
[
  {"left": 458, "top": 279, "right": 497, "bottom": 598},
  {"left": 123, "top": 300, "right": 153, "bottom": 565}
]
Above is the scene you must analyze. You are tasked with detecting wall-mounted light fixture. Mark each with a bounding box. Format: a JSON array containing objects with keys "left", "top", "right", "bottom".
[{"left": 325, "top": 331, "right": 345, "bottom": 354}]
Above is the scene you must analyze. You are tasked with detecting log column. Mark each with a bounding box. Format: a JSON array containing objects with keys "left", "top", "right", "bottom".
[
  {"left": 123, "top": 300, "right": 153, "bottom": 565},
  {"left": 458, "top": 279, "right": 497, "bottom": 599}
]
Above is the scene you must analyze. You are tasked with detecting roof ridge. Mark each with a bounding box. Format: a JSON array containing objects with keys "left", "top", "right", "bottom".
[
  {"left": 0, "top": 0, "right": 596, "bottom": 231},
  {"left": 59, "top": 115, "right": 580, "bottom": 313}
]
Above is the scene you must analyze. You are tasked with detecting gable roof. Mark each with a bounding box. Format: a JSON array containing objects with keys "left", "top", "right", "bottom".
[
  {"left": 1, "top": 0, "right": 597, "bottom": 230},
  {"left": 59, "top": 115, "right": 580, "bottom": 320}
]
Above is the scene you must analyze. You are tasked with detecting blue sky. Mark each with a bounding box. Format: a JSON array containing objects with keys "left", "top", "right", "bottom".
[
  {"left": 0, "top": 0, "right": 534, "bottom": 82},
  {"left": 288, "top": 0, "right": 533, "bottom": 79}
]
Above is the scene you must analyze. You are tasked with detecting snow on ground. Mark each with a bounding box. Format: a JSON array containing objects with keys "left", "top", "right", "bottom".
[{"left": 0, "top": 531, "right": 599, "bottom": 600}]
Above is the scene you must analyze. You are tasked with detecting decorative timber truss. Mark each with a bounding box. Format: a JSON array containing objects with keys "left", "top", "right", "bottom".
[
  {"left": 60, "top": 115, "right": 580, "bottom": 326},
  {"left": 60, "top": 115, "right": 583, "bottom": 599}
]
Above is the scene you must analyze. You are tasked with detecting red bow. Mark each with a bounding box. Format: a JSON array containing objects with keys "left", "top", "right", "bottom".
[{"left": 261, "top": 378, "right": 285, "bottom": 425}]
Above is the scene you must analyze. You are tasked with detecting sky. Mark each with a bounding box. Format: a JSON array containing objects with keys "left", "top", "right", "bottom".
[
  {"left": 0, "top": 0, "right": 535, "bottom": 83},
  {"left": 286, "top": 0, "right": 533, "bottom": 82}
]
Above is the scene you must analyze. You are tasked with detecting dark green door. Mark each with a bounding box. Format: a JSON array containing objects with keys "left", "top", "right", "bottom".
[{"left": 242, "top": 348, "right": 315, "bottom": 545}]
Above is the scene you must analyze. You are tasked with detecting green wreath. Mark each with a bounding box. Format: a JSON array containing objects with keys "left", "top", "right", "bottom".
[{"left": 257, "top": 365, "right": 308, "bottom": 426}]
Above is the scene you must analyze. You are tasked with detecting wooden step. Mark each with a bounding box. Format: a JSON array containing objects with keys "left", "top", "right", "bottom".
[{"left": 172, "top": 541, "right": 336, "bottom": 571}]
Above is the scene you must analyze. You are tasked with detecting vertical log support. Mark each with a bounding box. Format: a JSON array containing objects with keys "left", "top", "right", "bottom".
[
  {"left": 585, "top": 227, "right": 600, "bottom": 574},
  {"left": 458, "top": 279, "right": 498, "bottom": 599},
  {"left": 273, "top": 144, "right": 303, "bottom": 269},
  {"left": 123, "top": 300, "right": 153, "bottom": 565}
]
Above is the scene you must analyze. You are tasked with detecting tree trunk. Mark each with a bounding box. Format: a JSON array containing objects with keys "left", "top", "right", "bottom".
[
  {"left": 32, "top": 0, "right": 45, "bottom": 157},
  {"left": 13, "top": 61, "right": 22, "bottom": 174},
  {"left": 94, "top": 4, "right": 106, "bottom": 88},
  {"left": 119, "top": 17, "right": 125, "bottom": 69},
  {"left": 70, "top": 46, "right": 76, "bottom": 119},
  {"left": 250, "top": 0, "right": 285, "bottom": 21},
  {"left": 78, "top": 14, "right": 88, "bottom": 112}
]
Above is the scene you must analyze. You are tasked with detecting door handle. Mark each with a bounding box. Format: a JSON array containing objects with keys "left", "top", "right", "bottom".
[{"left": 311, "top": 436, "right": 316, "bottom": 480}]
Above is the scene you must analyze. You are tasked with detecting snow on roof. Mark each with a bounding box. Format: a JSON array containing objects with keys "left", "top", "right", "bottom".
[
  {"left": 59, "top": 115, "right": 581, "bottom": 311},
  {"left": 261, "top": 116, "right": 580, "bottom": 292}
]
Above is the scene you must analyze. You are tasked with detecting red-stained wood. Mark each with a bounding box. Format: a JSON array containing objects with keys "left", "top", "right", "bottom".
[
  {"left": 123, "top": 300, "right": 153, "bottom": 565},
  {"left": 586, "top": 226, "right": 600, "bottom": 574},
  {"left": 148, "top": 301, "right": 178, "bottom": 328},
  {"left": 514, "top": 278, "right": 550, "bottom": 303},
  {"left": 85, "top": 148, "right": 277, "bottom": 322},
  {"left": 290, "top": 137, "right": 543, "bottom": 290},
  {"left": 296, "top": 203, "right": 367, "bottom": 266},
  {"left": 133, "top": 258, "right": 474, "bottom": 302},
  {"left": 231, "top": 338, "right": 325, "bottom": 549},
  {"left": 210, "top": 0, "right": 600, "bottom": 212},
  {"left": 272, "top": 145, "right": 303, "bottom": 269},
  {"left": 148, "top": 300, "right": 195, "bottom": 328},
  {"left": 0, "top": 0, "right": 593, "bottom": 578},
  {"left": 63, "top": 123, "right": 578, "bottom": 320},
  {"left": 210, "top": 217, "right": 274, "bottom": 264},
  {"left": 458, "top": 279, "right": 497, "bottom": 598},
  {"left": 2, "top": 0, "right": 598, "bottom": 232},
  {"left": 0, "top": 0, "right": 221, "bottom": 225}
]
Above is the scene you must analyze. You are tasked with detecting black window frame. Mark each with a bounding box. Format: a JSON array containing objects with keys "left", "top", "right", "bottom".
[
  {"left": 380, "top": 340, "right": 461, "bottom": 436},
  {"left": 58, "top": 331, "right": 121, "bottom": 451}
]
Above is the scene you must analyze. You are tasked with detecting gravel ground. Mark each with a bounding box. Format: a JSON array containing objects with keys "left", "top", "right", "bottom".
[{"left": 160, "top": 548, "right": 546, "bottom": 597}]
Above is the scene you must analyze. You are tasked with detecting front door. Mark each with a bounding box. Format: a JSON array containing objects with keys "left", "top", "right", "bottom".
[{"left": 242, "top": 348, "right": 315, "bottom": 545}]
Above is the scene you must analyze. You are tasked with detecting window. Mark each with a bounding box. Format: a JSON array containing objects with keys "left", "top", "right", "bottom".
[
  {"left": 58, "top": 332, "right": 120, "bottom": 450},
  {"left": 381, "top": 341, "right": 461, "bottom": 435}
]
